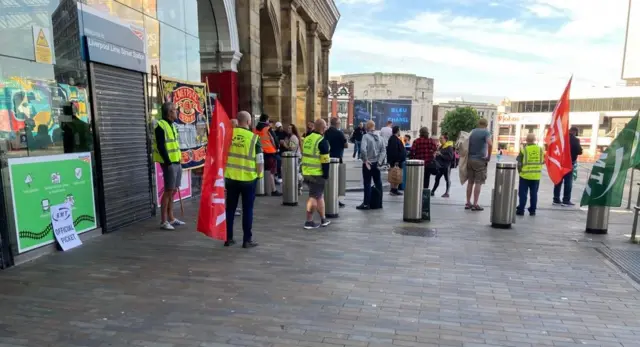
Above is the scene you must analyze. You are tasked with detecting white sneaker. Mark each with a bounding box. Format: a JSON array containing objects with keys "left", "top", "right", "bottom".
[
  {"left": 276, "top": 178, "right": 283, "bottom": 184},
  {"left": 160, "top": 222, "right": 175, "bottom": 230},
  {"left": 170, "top": 219, "right": 186, "bottom": 226}
]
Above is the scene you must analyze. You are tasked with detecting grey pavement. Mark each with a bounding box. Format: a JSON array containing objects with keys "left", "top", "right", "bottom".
[{"left": 2, "top": 161, "right": 640, "bottom": 346}]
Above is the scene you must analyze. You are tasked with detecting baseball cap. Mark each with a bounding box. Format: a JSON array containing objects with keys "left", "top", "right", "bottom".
[{"left": 275, "top": 122, "right": 282, "bottom": 127}]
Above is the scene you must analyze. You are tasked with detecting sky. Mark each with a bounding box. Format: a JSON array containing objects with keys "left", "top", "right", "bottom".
[{"left": 330, "top": 0, "right": 630, "bottom": 102}]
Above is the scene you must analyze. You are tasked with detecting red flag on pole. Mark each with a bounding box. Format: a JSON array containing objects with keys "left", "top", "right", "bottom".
[
  {"left": 545, "top": 77, "right": 574, "bottom": 185},
  {"left": 197, "top": 99, "right": 232, "bottom": 240}
]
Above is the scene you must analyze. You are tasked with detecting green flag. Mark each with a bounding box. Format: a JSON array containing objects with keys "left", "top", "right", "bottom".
[{"left": 581, "top": 112, "right": 640, "bottom": 207}]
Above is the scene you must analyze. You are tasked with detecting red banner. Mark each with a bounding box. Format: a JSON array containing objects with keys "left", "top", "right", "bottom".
[
  {"left": 196, "top": 100, "right": 232, "bottom": 240},
  {"left": 545, "top": 78, "right": 574, "bottom": 185}
]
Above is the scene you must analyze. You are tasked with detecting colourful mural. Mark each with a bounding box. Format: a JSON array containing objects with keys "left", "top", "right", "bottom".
[{"left": 0, "top": 77, "right": 90, "bottom": 150}]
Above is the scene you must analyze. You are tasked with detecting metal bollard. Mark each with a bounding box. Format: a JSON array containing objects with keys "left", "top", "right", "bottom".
[
  {"left": 324, "top": 158, "right": 340, "bottom": 218},
  {"left": 255, "top": 174, "right": 266, "bottom": 197},
  {"left": 403, "top": 160, "right": 425, "bottom": 222},
  {"left": 338, "top": 162, "right": 347, "bottom": 197},
  {"left": 490, "top": 162, "right": 518, "bottom": 229},
  {"left": 586, "top": 205, "right": 610, "bottom": 234},
  {"left": 281, "top": 152, "right": 298, "bottom": 206}
]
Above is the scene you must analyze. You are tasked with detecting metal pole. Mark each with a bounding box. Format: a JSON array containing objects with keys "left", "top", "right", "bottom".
[
  {"left": 627, "top": 169, "right": 635, "bottom": 210},
  {"left": 631, "top": 182, "right": 640, "bottom": 243},
  {"left": 585, "top": 205, "right": 610, "bottom": 234},
  {"left": 281, "top": 152, "right": 298, "bottom": 206},
  {"left": 403, "top": 160, "right": 425, "bottom": 222},
  {"left": 324, "top": 158, "right": 340, "bottom": 218}
]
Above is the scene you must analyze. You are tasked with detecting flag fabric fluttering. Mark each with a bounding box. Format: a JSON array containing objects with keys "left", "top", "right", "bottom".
[
  {"left": 196, "top": 99, "right": 232, "bottom": 240},
  {"left": 581, "top": 112, "right": 640, "bottom": 207},
  {"left": 545, "top": 77, "right": 574, "bottom": 185}
]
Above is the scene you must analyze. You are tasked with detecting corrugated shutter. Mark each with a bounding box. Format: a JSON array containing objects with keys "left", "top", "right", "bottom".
[{"left": 92, "top": 64, "right": 153, "bottom": 232}]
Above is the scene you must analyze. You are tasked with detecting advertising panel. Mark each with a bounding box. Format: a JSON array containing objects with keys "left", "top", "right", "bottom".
[
  {"left": 373, "top": 99, "right": 412, "bottom": 130},
  {"left": 159, "top": 77, "right": 209, "bottom": 169},
  {"left": 353, "top": 100, "right": 371, "bottom": 126},
  {"left": 8, "top": 152, "right": 97, "bottom": 253}
]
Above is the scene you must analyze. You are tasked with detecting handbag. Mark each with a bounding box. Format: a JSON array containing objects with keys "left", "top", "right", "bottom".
[{"left": 388, "top": 165, "right": 403, "bottom": 185}]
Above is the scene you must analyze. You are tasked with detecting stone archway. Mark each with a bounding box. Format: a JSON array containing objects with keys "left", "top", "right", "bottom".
[
  {"left": 199, "top": 0, "right": 242, "bottom": 117},
  {"left": 260, "top": 1, "right": 283, "bottom": 120},
  {"left": 295, "top": 30, "right": 307, "bottom": 130}
]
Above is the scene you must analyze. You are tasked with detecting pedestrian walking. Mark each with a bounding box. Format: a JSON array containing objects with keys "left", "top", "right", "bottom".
[
  {"left": 153, "top": 102, "right": 186, "bottom": 230},
  {"left": 324, "top": 117, "right": 347, "bottom": 208},
  {"left": 254, "top": 114, "right": 282, "bottom": 196},
  {"left": 432, "top": 135, "right": 454, "bottom": 198},
  {"left": 386, "top": 126, "right": 406, "bottom": 196},
  {"left": 409, "top": 127, "right": 439, "bottom": 191},
  {"left": 465, "top": 118, "right": 493, "bottom": 211},
  {"left": 516, "top": 133, "right": 544, "bottom": 216},
  {"left": 224, "top": 111, "right": 262, "bottom": 248},
  {"left": 553, "top": 126, "right": 582, "bottom": 206},
  {"left": 351, "top": 122, "right": 365, "bottom": 160},
  {"left": 301, "top": 119, "right": 331, "bottom": 229},
  {"left": 357, "top": 120, "right": 385, "bottom": 210}
]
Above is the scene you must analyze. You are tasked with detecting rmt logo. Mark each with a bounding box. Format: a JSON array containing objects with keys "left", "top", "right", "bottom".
[{"left": 52, "top": 207, "right": 71, "bottom": 222}]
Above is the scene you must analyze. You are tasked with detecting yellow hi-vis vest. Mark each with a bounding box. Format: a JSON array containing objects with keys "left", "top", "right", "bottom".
[
  {"left": 153, "top": 119, "right": 181, "bottom": 164},
  {"left": 520, "top": 144, "right": 544, "bottom": 180},
  {"left": 226, "top": 127, "right": 260, "bottom": 181},
  {"left": 301, "top": 132, "right": 329, "bottom": 176}
]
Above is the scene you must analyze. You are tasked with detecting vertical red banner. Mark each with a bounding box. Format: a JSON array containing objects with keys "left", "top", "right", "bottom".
[
  {"left": 197, "top": 100, "right": 232, "bottom": 240},
  {"left": 545, "top": 78, "right": 574, "bottom": 185}
]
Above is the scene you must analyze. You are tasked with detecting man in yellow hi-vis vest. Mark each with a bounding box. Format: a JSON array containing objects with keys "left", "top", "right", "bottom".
[
  {"left": 302, "top": 119, "right": 331, "bottom": 230},
  {"left": 153, "top": 102, "right": 185, "bottom": 230},
  {"left": 224, "top": 111, "right": 264, "bottom": 248},
  {"left": 516, "top": 133, "right": 544, "bottom": 216}
]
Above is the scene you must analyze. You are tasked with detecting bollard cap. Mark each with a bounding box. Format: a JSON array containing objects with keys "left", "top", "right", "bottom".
[
  {"left": 496, "top": 162, "right": 517, "bottom": 169},
  {"left": 406, "top": 159, "right": 424, "bottom": 166},
  {"left": 282, "top": 151, "right": 297, "bottom": 157},
  {"left": 330, "top": 158, "right": 340, "bottom": 163}
]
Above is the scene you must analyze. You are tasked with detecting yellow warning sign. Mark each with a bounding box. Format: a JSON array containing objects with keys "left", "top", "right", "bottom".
[{"left": 32, "top": 26, "right": 52, "bottom": 64}]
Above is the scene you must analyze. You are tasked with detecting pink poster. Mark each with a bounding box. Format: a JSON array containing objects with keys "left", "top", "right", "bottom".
[{"left": 155, "top": 163, "right": 192, "bottom": 205}]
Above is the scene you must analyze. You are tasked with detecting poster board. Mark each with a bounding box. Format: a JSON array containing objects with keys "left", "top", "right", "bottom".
[
  {"left": 8, "top": 152, "right": 97, "bottom": 253},
  {"left": 154, "top": 163, "right": 192, "bottom": 205}
]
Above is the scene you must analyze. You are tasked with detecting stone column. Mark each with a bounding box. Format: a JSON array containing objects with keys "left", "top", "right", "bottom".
[
  {"left": 306, "top": 23, "right": 318, "bottom": 123},
  {"left": 262, "top": 74, "right": 283, "bottom": 122},
  {"left": 590, "top": 122, "right": 599, "bottom": 156},
  {"left": 280, "top": 0, "right": 298, "bottom": 126},
  {"left": 296, "top": 86, "right": 307, "bottom": 128},
  {"left": 320, "top": 40, "right": 331, "bottom": 120},
  {"left": 236, "top": 0, "right": 261, "bottom": 115},
  {"left": 514, "top": 123, "right": 522, "bottom": 153}
]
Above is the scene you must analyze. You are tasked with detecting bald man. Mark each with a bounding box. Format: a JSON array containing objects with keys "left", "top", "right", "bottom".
[
  {"left": 516, "top": 133, "right": 544, "bottom": 216},
  {"left": 224, "top": 111, "right": 264, "bottom": 248},
  {"left": 301, "top": 118, "right": 331, "bottom": 229}
]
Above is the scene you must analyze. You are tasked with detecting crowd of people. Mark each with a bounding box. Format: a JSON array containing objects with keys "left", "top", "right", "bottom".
[{"left": 151, "top": 103, "right": 583, "bottom": 248}]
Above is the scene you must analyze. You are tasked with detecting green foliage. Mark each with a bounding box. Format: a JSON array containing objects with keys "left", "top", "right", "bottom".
[{"left": 440, "top": 107, "right": 480, "bottom": 141}]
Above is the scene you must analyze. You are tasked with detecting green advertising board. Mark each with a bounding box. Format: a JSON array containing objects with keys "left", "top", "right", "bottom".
[{"left": 8, "top": 152, "right": 97, "bottom": 253}]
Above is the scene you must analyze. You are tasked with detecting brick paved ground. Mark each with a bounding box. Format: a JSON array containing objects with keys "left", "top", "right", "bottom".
[{"left": 2, "top": 163, "right": 640, "bottom": 347}]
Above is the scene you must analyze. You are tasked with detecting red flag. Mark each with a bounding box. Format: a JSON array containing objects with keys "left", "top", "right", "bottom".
[
  {"left": 545, "top": 77, "right": 574, "bottom": 185},
  {"left": 197, "top": 100, "right": 232, "bottom": 240}
]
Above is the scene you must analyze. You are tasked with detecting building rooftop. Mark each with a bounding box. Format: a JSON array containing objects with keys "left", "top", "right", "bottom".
[{"left": 509, "top": 86, "right": 640, "bottom": 102}]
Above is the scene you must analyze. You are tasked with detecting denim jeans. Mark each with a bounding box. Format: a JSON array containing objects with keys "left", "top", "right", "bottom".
[
  {"left": 553, "top": 171, "right": 573, "bottom": 203},
  {"left": 362, "top": 162, "right": 382, "bottom": 206},
  {"left": 225, "top": 179, "right": 256, "bottom": 242},
  {"left": 353, "top": 140, "right": 361, "bottom": 158},
  {"left": 517, "top": 178, "right": 540, "bottom": 213}
]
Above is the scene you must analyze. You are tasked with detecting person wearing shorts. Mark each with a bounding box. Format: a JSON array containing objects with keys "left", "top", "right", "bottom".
[
  {"left": 301, "top": 119, "right": 331, "bottom": 230},
  {"left": 154, "top": 102, "right": 186, "bottom": 230},
  {"left": 465, "top": 118, "right": 493, "bottom": 211}
]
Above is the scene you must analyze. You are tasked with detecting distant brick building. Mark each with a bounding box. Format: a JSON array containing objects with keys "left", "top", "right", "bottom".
[{"left": 328, "top": 80, "right": 354, "bottom": 127}]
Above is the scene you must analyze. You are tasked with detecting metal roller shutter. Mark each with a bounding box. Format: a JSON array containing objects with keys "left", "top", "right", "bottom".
[{"left": 91, "top": 63, "right": 153, "bottom": 232}]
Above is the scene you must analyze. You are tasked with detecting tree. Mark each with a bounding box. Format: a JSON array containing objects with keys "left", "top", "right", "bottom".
[{"left": 440, "top": 107, "right": 480, "bottom": 142}]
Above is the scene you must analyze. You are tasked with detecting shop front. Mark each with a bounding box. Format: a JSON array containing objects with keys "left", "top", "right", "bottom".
[{"left": 0, "top": 0, "right": 204, "bottom": 267}]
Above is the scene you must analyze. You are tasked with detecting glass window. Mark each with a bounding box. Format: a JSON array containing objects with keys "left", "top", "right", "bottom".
[
  {"left": 143, "top": 0, "right": 157, "bottom": 17},
  {"left": 145, "top": 16, "right": 160, "bottom": 72},
  {"left": 160, "top": 23, "right": 187, "bottom": 80},
  {"left": 533, "top": 101, "right": 541, "bottom": 112},
  {"left": 84, "top": 0, "right": 144, "bottom": 28},
  {"left": 157, "top": 0, "right": 185, "bottom": 32},
  {"left": 0, "top": 0, "right": 61, "bottom": 61},
  {"left": 540, "top": 100, "right": 550, "bottom": 112},
  {"left": 338, "top": 101, "right": 348, "bottom": 113},
  {"left": 184, "top": 0, "right": 198, "bottom": 37},
  {"left": 186, "top": 34, "right": 201, "bottom": 82},
  {"left": 116, "top": 0, "right": 143, "bottom": 11}
]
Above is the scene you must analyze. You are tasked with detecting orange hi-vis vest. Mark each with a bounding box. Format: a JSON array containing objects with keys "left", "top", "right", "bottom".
[{"left": 255, "top": 127, "right": 276, "bottom": 154}]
